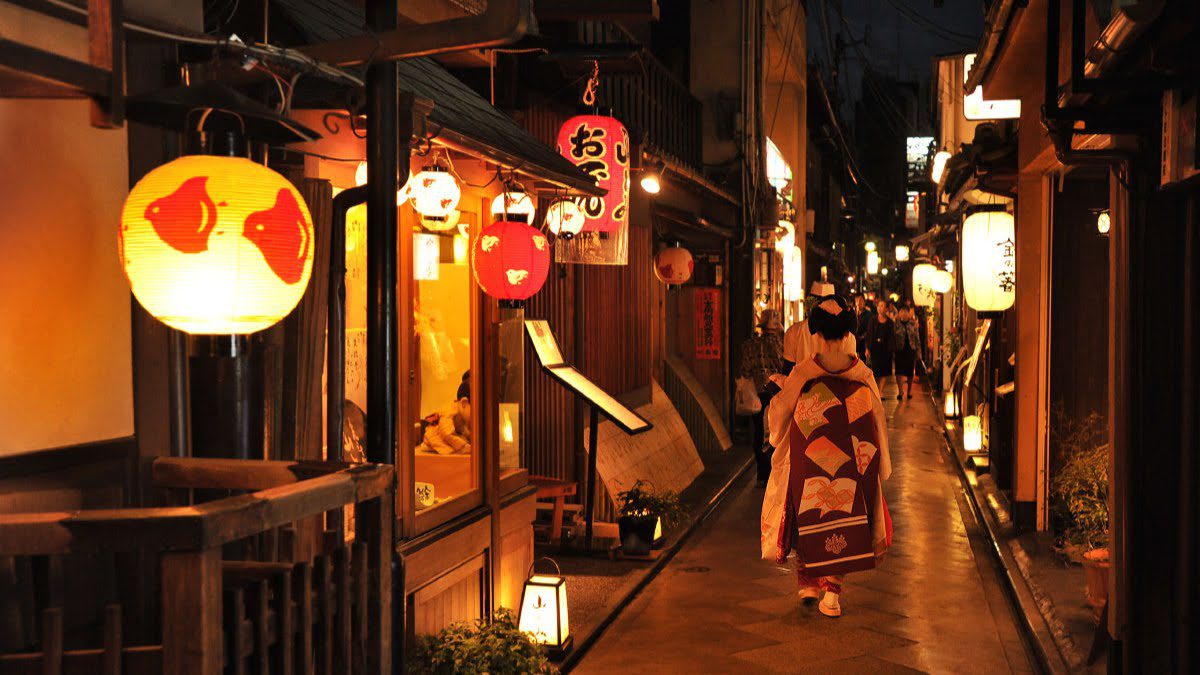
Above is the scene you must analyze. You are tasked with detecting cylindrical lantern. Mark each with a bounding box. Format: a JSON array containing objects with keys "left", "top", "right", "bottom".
[
  {"left": 961, "top": 210, "right": 1016, "bottom": 312},
  {"left": 912, "top": 263, "right": 937, "bottom": 307},
  {"left": 654, "top": 245, "right": 694, "bottom": 285},
  {"left": 895, "top": 244, "right": 910, "bottom": 262},
  {"left": 963, "top": 414, "right": 983, "bottom": 452},
  {"left": 775, "top": 220, "right": 795, "bottom": 253},
  {"left": 944, "top": 390, "right": 961, "bottom": 418},
  {"left": 864, "top": 240, "right": 877, "bottom": 252},
  {"left": 866, "top": 250, "right": 880, "bottom": 275},
  {"left": 490, "top": 190, "right": 535, "bottom": 223},
  {"left": 408, "top": 167, "right": 461, "bottom": 220},
  {"left": 556, "top": 114, "right": 630, "bottom": 233},
  {"left": 544, "top": 199, "right": 585, "bottom": 238},
  {"left": 472, "top": 220, "right": 550, "bottom": 301},
  {"left": 931, "top": 150, "right": 951, "bottom": 184},
  {"left": 931, "top": 269, "right": 954, "bottom": 294},
  {"left": 121, "top": 155, "right": 314, "bottom": 334}
]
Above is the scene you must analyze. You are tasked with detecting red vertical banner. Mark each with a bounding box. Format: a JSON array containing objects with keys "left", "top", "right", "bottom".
[{"left": 695, "top": 288, "right": 722, "bottom": 360}]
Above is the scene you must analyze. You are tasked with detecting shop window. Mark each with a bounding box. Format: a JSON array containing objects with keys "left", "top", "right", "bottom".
[
  {"left": 413, "top": 218, "right": 479, "bottom": 516},
  {"left": 497, "top": 308, "right": 524, "bottom": 474}
]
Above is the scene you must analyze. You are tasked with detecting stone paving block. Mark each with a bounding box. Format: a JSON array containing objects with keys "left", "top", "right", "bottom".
[{"left": 731, "top": 627, "right": 918, "bottom": 669}]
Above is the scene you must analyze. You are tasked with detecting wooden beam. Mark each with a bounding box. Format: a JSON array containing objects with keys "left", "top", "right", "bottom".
[
  {"left": 87, "top": 0, "right": 123, "bottom": 127},
  {"left": 161, "top": 547, "right": 222, "bottom": 675},
  {"left": 0, "top": 39, "right": 111, "bottom": 99},
  {"left": 534, "top": 0, "right": 659, "bottom": 22}
]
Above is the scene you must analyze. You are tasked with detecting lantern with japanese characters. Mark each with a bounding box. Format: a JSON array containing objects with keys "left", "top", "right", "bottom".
[
  {"left": 471, "top": 220, "right": 550, "bottom": 302},
  {"left": 912, "top": 263, "right": 938, "bottom": 308},
  {"left": 962, "top": 210, "right": 1016, "bottom": 313},
  {"left": 556, "top": 113, "right": 629, "bottom": 233},
  {"left": 518, "top": 559, "right": 571, "bottom": 656},
  {"left": 963, "top": 415, "right": 983, "bottom": 452},
  {"left": 120, "top": 155, "right": 313, "bottom": 334},
  {"left": 654, "top": 245, "right": 693, "bottom": 285}
]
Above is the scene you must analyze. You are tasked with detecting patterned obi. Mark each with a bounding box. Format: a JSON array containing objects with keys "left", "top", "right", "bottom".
[{"left": 777, "top": 375, "right": 884, "bottom": 575}]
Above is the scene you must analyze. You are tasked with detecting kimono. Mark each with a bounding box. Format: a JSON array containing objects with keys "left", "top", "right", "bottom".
[{"left": 761, "top": 356, "right": 892, "bottom": 575}]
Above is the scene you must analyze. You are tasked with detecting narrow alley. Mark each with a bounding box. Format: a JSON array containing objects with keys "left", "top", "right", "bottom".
[{"left": 573, "top": 383, "right": 1035, "bottom": 674}]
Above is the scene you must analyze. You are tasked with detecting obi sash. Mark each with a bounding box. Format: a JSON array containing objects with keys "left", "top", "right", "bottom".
[{"left": 777, "top": 376, "right": 885, "bottom": 576}]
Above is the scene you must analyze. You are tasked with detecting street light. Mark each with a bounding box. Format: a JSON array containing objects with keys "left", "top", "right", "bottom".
[
  {"left": 1097, "top": 210, "right": 1111, "bottom": 235},
  {"left": 640, "top": 159, "right": 664, "bottom": 194}
]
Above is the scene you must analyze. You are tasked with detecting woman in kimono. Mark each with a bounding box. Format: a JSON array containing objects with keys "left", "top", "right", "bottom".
[{"left": 760, "top": 295, "right": 892, "bottom": 618}]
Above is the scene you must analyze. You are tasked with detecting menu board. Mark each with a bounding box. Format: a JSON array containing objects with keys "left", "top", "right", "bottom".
[{"left": 524, "top": 320, "right": 651, "bottom": 435}]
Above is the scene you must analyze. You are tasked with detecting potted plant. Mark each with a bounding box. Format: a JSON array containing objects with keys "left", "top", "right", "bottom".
[
  {"left": 1050, "top": 413, "right": 1110, "bottom": 624},
  {"left": 409, "top": 608, "right": 552, "bottom": 674},
  {"left": 616, "top": 480, "right": 685, "bottom": 556}
]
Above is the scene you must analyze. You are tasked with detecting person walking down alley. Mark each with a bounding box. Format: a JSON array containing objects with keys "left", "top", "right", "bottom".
[
  {"left": 761, "top": 295, "right": 892, "bottom": 618},
  {"left": 894, "top": 305, "right": 921, "bottom": 399},
  {"left": 740, "top": 308, "right": 785, "bottom": 487},
  {"left": 865, "top": 299, "right": 897, "bottom": 397},
  {"left": 852, "top": 295, "right": 874, "bottom": 361}
]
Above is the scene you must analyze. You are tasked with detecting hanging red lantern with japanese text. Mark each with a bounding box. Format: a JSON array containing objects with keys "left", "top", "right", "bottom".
[
  {"left": 471, "top": 220, "right": 551, "bottom": 301},
  {"left": 654, "top": 245, "right": 694, "bottom": 285},
  {"left": 556, "top": 114, "right": 629, "bottom": 233}
]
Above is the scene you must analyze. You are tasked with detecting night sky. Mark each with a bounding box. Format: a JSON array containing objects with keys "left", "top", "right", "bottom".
[{"left": 807, "top": 0, "right": 986, "bottom": 118}]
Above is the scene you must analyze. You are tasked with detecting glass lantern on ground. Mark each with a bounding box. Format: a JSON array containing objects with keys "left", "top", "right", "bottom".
[
  {"left": 120, "top": 155, "right": 314, "bottom": 334},
  {"left": 518, "top": 561, "right": 571, "bottom": 657}
]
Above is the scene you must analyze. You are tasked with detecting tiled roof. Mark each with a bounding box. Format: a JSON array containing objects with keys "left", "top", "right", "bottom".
[{"left": 274, "top": 0, "right": 599, "bottom": 192}]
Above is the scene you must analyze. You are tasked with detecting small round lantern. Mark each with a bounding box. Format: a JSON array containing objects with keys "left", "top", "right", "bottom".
[
  {"left": 490, "top": 190, "right": 535, "bottom": 223},
  {"left": 120, "top": 155, "right": 314, "bottom": 334},
  {"left": 472, "top": 220, "right": 551, "bottom": 302},
  {"left": 408, "top": 167, "right": 461, "bottom": 222},
  {"left": 895, "top": 244, "right": 910, "bottom": 262},
  {"left": 864, "top": 240, "right": 877, "bottom": 252},
  {"left": 556, "top": 113, "right": 630, "bottom": 233},
  {"left": 1097, "top": 210, "right": 1111, "bottom": 235},
  {"left": 931, "top": 269, "right": 954, "bottom": 294},
  {"left": 544, "top": 199, "right": 585, "bottom": 238},
  {"left": 654, "top": 245, "right": 694, "bottom": 285},
  {"left": 912, "top": 263, "right": 938, "bottom": 307}
]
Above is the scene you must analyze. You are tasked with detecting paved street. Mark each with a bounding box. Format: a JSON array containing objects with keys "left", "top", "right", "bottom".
[{"left": 573, "top": 383, "right": 1036, "bottom": 674}]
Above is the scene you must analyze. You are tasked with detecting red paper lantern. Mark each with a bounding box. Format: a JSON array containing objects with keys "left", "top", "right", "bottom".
[
  {"left": 654, "top": 246, "right": 694, "bottom": 285},
  {"left": 556, "top": 114, "right": 629, "bottom": 233},
  {"left": 472, "top": 220, "right": 551, "bottom": 301}
]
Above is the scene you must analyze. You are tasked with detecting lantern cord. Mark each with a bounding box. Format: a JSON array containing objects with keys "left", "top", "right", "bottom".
[{"left": 582, "top": 61, "right": 600, "bottom": 107}]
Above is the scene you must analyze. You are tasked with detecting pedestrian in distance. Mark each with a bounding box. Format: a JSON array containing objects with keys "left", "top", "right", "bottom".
[
  {"left": 852, "top": 294, "right": 874, "bottom": 361},
  {"left": 893, "top": 304, "right": 921, "bottom": 399},
  {"left": 739, "top": 308, "right": 785, "bottom": 488},
  {"left": 865, "top": 299, "right": 897, "bottom": 397},
  {"left": 761, "top": 295, "right": 893, "bottom": 618}
]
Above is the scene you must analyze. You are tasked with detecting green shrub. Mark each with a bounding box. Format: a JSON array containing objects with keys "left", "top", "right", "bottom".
[
  {"left": 409, "top": 608, "right": 552, "bottom": 674},
  {"left": 616, "top": 480, "right": 686, "bottom": 530},
  {"left": 1050, "top": 411, "right": 1109, "bottom": 551}
]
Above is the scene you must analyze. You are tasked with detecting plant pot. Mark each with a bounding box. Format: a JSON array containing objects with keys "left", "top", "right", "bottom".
[
  {"left": 618, "top": 515, "right": 657, "bottom": 557},
  {"left": 1083, "top": 548, "right": 1110, "bottom": 624}
]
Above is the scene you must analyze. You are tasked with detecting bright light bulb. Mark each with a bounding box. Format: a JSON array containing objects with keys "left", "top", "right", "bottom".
[
  {"left": 864, "top": 241, "right": 877, "bottom": 252},
  {"left": 1097, "top": 211, "right": 1111, "bottom": 235},
  {"left": 881, "top": 267, "right": 889, "bottom": 276},
  {"left": 640, "top": 171, "right": 662, "bottom": 194}
]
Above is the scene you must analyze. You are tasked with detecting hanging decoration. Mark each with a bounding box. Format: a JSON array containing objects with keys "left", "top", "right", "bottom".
[
  {"left": 775, "top": 220, "right": 795, "bottom": 254},
  {"left": 866, "top": 250, "right": 881, "bottom": 275},
  {"left": 556, "top": 62, "right": 629, "bottom": 234},
  {"left": 1097, "top": 210, "right": 1111, "bottom": 235},
  {"left": 654, "top": 244, "right": 694, "bottom": 285},
  {"left": 961, "top": 210, "right": 1016, "bottom": 313},
  {"left": 544, "top": 199, "right": 585, "bottom": 238},
  {"left": 912, "top": 263, "right": 938, "bottom": 307},
  {"left": 472, "top": 220, "right": 551, "bottom": 302},
  {"left": 931, "top": 269, "right": 954, "bottom": 294},
  {"left": 895, "top": 244, "right": 910, "bottom": 262},
  {"left": 407, "top": 166, "right": 461, "bottom": 230},
  {"left": 490, "top": 189, "right": 536, "bottom": 223},
  {"left": 121, "top": 155, "right": 314, "bottom": 334}
]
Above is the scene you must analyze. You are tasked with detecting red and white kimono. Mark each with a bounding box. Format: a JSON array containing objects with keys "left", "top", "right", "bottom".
[{"left": 761, "top": 357, "right": 892, "bottom": 576}]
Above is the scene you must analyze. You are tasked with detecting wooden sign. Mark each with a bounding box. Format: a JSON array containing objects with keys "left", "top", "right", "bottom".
[{"left": 695, "top": 289, "right": 721, "bottom": 360}]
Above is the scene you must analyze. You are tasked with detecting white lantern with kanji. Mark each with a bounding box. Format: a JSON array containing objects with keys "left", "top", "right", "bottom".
[
  {"left": 518, "top": 560, "right": 571, "bottom": 655},
  {"left": 912, "top": 263, "right": 937, "bottom": 307},
  {"left": 962, "top": 210, "right": 1016, "bottom": 312},
  {"left": 963, "top": 415, "right": 983, "bottom": 452}
]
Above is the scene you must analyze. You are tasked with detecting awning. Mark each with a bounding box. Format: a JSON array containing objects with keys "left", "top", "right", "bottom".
[{"left": 274, "top": 0, "right": 604, "bottom": 196}]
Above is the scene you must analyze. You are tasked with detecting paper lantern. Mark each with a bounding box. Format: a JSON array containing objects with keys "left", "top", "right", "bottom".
[
  {"left": 654, "top": 246, "right": 694, "bottom": 285},
  {"left": 912, "top": 263, "right": 938, "bottom": 307},
  {"left": 556, "top": 114, "right": 630, "bottom": 233},
  {"left": 1097, "top": 211, "right": 1111, "bottom": 235},
  {"left": 963, "top": 415, "right": 983, "bottom": 452},
  {"left": 864, "top": 241, "right": 877, "bottom": 252},
  {"left": 931, "top": 269, "right": 954, "bottom": 294},
  {"left": 931, "top": 150, "right": 951, "bottom": 184},
  {"left": 518, "top": 561, "right": 571, "bottom": 655},
  {"left": 408, "top": 167, "right": 460, "bottom": 221},
  {"left": 544, "top": 199, "right": 585, "bottom": 238},
  {"left": 472, "top": 220, "right": 550, "bottom": 301},
  {"left": 962, "top": 210, "right": 1016, "bottom": 312},
  {"left": 866, "top": 250, "right": 880, "bottom": 275},
  {"left": 120, "top": 155, "right": 313, "bottom": 334},
  {"left": 491, "top": 190, "right": 535, "bottom": 223},
  {"left": 944, "top": 390, "right": 960, "bottom": 418},
  {"left": 775, "top": 220, "right": 795, "bottom": 253},
  {"left": 895, "top": 244, "right": 910, "bottom": 262}
]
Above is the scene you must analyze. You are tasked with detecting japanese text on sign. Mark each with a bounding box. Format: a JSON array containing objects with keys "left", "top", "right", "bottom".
[{"left": 695, "top": 288, "right": 721, "bottom": 360}]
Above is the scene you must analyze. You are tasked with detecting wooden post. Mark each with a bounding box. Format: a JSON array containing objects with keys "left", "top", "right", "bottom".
[
  {"left": 161, "top": 547, "right": 222, "bottom": 675},
  {"left": 584, "top": 405, "right": 600, "bottom": 550},
  {"left": 356, "top": 493, "right": 393, "bottom": 674}
]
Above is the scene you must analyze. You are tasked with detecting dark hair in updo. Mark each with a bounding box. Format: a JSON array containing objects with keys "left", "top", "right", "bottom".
[{"left": 809, "top": 295, "right": 856, "bottom": 341}]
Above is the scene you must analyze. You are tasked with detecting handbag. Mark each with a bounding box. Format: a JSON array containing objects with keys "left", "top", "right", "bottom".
[{"left": 734, "top": 376, "right": 762, "bottom": 416}]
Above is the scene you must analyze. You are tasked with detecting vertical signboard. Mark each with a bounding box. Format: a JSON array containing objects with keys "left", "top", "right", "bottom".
[{"left": 695, "top": 288, "right": 722, "bottom": 360}]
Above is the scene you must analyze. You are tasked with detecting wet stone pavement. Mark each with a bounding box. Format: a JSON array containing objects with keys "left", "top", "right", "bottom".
[{"left": 572, "top": 382, "right": 1036, "bottom": 674}]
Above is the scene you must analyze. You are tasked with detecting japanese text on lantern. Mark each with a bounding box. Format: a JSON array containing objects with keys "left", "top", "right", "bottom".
[
  {"left": 557, "top": 114, "right": 629, "bottom": 233},
  {"left": 995, "top": 237, "right": 1016, "bottom": 293},
  {"left": 695, "top": 288, "right": 721, "bottom": 360}
]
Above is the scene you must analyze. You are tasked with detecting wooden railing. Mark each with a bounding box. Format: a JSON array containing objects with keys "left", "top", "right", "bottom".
[
  {"left": 579, "top": 21, "right": 704, "bottom": 170},
  {"left": 0, "top": 458, "right": 394, "bottom": 675}
]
